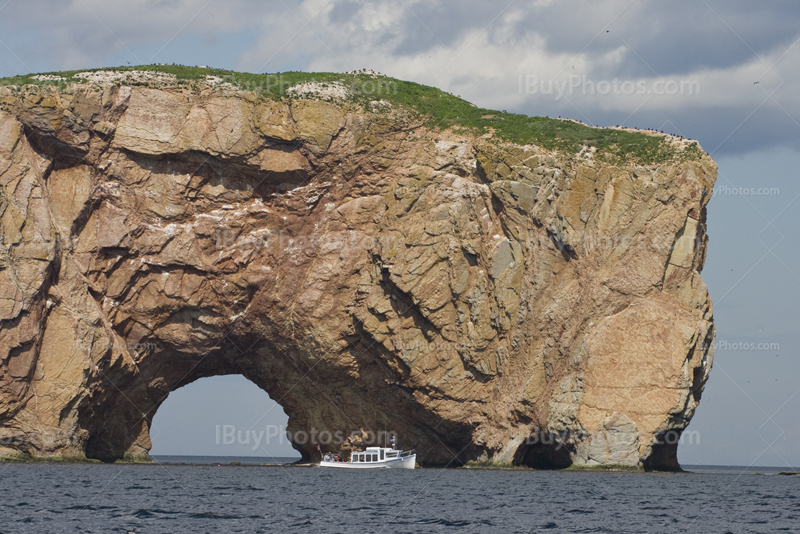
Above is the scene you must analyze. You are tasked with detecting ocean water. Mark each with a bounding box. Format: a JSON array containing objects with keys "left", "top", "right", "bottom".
[{"left": 1, "top": 459, "right": 798, "bottom": 533}]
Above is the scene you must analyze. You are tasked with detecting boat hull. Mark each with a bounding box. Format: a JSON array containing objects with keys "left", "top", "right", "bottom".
[{"left": 319, "top": 454, "right": 416, "bottom": 469}]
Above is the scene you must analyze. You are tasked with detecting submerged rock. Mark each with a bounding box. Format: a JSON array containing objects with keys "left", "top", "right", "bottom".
[{"left": 0, "top": 69, "right": 715, "bottom": 469}]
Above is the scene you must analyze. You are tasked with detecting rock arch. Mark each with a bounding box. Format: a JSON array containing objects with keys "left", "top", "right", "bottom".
[{"left": 0, "top": 79, "right": 715, "bottom": 469}]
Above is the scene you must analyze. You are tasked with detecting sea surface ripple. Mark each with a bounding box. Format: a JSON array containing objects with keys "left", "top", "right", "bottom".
[{"left": 0, "top": 460, "right": 798, "bottom": 533}]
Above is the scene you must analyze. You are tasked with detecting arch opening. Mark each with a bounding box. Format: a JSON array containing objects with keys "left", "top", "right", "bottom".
[{"left": 149, "top": 374, "right": 301, "bottom": 461}]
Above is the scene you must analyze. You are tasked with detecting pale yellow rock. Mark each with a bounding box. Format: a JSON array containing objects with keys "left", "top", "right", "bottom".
[
  {"left": 578, "top": 299, "right": 698, "bottom": 440},
  {"left": 31, "top": 308, "right": 92, "bottom": 429},
  {"left": 113, "top": 88, "right": 192, "bottom": 153},
  {"left": 177, "top": 97, "right": 261, "bottom": 155},
  {"left": 47, "top": 165, "right": 93, "bottom": 236},
  {"left": 668, "top": 216, "right": 699, "bottom": 269},
  {"left": 253, "top": 147, "right": 310, "bottom": 173},
  {"left": 254, "top": 100, "right": 297, "bottom": 141},
  {"left": 0, "top": 110, "right": 21, "bottom": 155},
  {"left": 290, "top": 100, "right": 346, "bottom": 155}
]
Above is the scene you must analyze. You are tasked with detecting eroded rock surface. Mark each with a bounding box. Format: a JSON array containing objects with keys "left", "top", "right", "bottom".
[{"left": 0, "top": 76, "right": 715, "bottom": 468}]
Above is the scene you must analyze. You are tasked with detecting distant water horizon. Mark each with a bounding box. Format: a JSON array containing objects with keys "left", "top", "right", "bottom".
[
  {"left": 682, "top": 464, "right": 800, "bottom": 475},
  {"left": 150, "top": 455, "right": 800, "bottom": 473},
  {"left": 151, "top": 455, "right": 303, "bottom": 465}
]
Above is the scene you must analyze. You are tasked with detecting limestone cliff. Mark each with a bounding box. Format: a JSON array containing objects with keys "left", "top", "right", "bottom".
[{"left": 0, "top": 68, "right": 716, "bottom": 469}]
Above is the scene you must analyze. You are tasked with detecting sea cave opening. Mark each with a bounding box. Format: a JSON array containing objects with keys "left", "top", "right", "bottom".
[
  {"left": 513, "top": 432, "right": 574, "bottom": 470},
  {"left": 149, "top": 375, "right": 301, "bottom": 462}
]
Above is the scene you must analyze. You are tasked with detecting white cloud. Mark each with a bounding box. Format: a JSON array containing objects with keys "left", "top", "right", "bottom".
[{"left": 1, "top": 0, "right": 799, "bottom": 152}]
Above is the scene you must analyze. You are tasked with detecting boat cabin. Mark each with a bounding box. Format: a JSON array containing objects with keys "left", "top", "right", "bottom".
[{"left": 350, "top": 447, "right": 400, "bottom": 463}]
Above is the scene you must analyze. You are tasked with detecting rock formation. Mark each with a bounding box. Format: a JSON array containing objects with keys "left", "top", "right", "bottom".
[{"left": 0, "top": 69, "right": 716, "bottom": 469}]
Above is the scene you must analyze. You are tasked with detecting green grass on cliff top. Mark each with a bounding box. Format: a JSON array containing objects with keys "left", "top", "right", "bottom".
[{"left": 0, "top": 64, "right": 705, "bottom": 165}]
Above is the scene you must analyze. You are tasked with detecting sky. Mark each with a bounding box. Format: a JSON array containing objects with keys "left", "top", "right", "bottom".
[{"left": 2, "top": 0, "right": 799, "bottom": 468}]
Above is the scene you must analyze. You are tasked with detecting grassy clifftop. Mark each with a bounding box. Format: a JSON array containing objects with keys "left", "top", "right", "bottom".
[{"left": 0, "top": 64, "right": 705, "bottom": 165}]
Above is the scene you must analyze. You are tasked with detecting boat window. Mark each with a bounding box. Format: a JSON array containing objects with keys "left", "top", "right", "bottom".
[
  {"left": 380, "top": 450, "right": 384, "bottom": 461},
  {"left": 372, "top": 454, "right": 378, "bottom": 462}
]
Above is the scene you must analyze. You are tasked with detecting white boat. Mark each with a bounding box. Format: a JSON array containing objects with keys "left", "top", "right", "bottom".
[{"left": 319, "top": 446, "right": 416, "bottom": 469}]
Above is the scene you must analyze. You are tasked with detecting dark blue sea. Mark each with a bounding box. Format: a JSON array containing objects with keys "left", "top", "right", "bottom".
[{"left": 1, "top": 458, "right": 798, "bottom": 533}]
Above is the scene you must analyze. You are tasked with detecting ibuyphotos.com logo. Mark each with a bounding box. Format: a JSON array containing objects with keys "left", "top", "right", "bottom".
[{"left": 519, "top": 75, "right": 701, "bottom": 100}]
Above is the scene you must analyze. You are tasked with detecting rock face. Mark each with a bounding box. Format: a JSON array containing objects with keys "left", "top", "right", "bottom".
[{"left": 0, "top": 72, "right": 715, "bottom": 469}]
